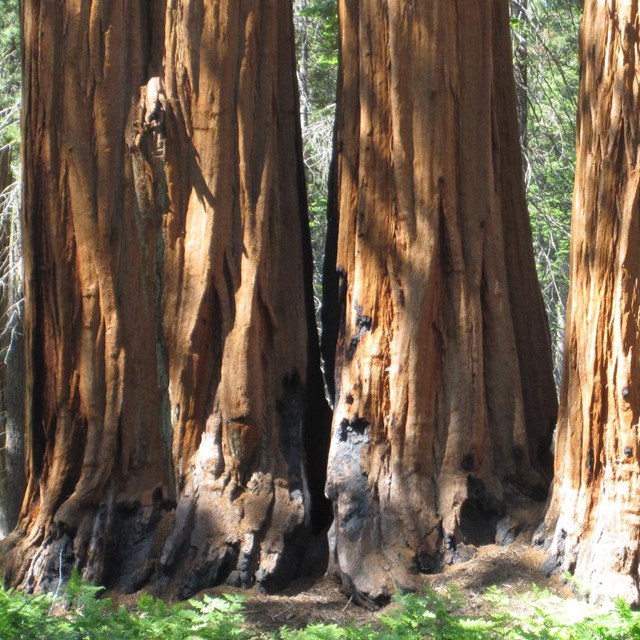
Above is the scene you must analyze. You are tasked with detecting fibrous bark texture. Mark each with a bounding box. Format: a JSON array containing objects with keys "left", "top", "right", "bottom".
[
  {"left": 541, "top": 0, "right": 640, "bottom": 605},
  {"left": 2, "top": 0, "right": 330, "bottom": 596},
  {"left": 323, "top": 0, "right": 557, "bottom": 607}
]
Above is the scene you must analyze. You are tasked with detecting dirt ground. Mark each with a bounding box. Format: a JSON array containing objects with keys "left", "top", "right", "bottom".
[
  {"left": 197, "top": 538, "right": 572, "bottom": 634},
  {"left": 192, "top": 499, "right": 573, "bottom": 634},
  {"left": 107, "top": 499, "right": 574, "bottom": 634},
  {"left": 97, "top": 493, "right": 583, "bottom": 637}
]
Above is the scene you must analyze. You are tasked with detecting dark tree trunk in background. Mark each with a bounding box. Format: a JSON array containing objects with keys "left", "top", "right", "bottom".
[
  {"left": 295, "top": 0, "right": 311, "bottom": 129},
  {"left": 1, "top": 0, "right": 330, "bottom": 596},
  {"left": 0, "top": 148, "right": 25, "bottom": 538},
  {"left": 510, "top": 0, "right": 529, "bottom": 150},
  {"left": 540, "top": 0, "right": 640, "bottom": 605},
  {"left": 323, "top": 0, "right": 557, "bottom": 607}
]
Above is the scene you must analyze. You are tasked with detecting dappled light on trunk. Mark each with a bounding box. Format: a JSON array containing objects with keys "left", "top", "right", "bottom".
[
  {"left": 322, "top": 0, "right": 557, "bottom": 607},
  {"left": 541, "top": 0, "right": 640, "bottom": 606},
  {"left": 1, "top": 0, "right": 330, "bottom": 596}
]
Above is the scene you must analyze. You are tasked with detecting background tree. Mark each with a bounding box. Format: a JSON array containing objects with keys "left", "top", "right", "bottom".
[
  {"left": 540, "top": 0, "right": 640, "bottom": 605},
  {"left": 510, "top": 0, "right": 581, "bottom": 386},
  {"left": 322, "top": 0, "right": 558, "bottom": 607},
  {"left": 0, "top": 0, "right": 19, "bottom": 149},
  {"left": 294, "top": 0, "right": 338, "bottom": 321},
  {"left": 0, "top": 0, "right": 24, "bottom": 537},
  {"left": 0, "top": 145, "right": 23, "bottom": 539},
  {"left": 1, "top": 0, "right": 330, "bottom": 595}
]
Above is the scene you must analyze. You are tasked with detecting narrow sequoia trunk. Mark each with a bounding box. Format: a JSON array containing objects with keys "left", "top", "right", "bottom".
[
  {"left": 323, "top": 0, "right": 557, "bottom": 606},
  {"left": 540, "top": 0, "right": 640, "bottom": 605},
  {"left": 1, "top": 0, "right": 330, "bottom": 595}
]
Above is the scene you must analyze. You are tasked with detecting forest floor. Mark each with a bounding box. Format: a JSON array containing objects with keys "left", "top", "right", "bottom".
[
  {"left": 185, "top": 499, "right": 578, "bottom": 634},
  {"left": 105, "top": 499, "right": 589, "bottom": 635},
  {"left": 230, "top": 541, "right": 573, "bottom": 634},
  {"left": 173, "top": 494, "right": 578, "bottom": 637}
]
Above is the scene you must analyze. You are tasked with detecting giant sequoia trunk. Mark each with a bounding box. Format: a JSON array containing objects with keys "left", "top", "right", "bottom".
[
  {"left": 1, "top": 0, "right": 330, "bottom": 595},
  {"left": 322, "top": 0, "right": 558, "bottom": 606},
  {"left": 540, "top": 0, "right": 640, "bottom": 605}
]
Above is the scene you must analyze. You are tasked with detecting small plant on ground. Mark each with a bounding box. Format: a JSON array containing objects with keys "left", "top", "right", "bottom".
[
  {"left": 278, "top": 586, "right": 640, "bottom": 640},
  {"left": 0, "top": 569, "right": 249, "bottom": 640},
  {"left": 0, "top": 576, "right": 639, "bottom": 639}
]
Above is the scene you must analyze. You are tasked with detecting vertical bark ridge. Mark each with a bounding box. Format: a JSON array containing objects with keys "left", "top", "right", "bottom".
[
  {"left": 3, "top": 0, "right": 330, "bottom": 596},
  {"left": 542, "top": 0, "right": 640, "bottom": 605},
  {"left": 324, "top": 0, "right": 557, "bottom": 607}
]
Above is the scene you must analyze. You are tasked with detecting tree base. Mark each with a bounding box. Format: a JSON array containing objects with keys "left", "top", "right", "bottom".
[
  {"left": 1, "top": 476, "right": 324, "bottom": 598},
  {"left": 327, "top": 475, "right": 547, "bottom": 607},
  {"left": 538, "top": 520, "right": 640, "bottom": 606}
]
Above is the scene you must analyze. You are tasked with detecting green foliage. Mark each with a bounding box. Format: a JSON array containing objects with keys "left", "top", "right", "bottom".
[
  {"left": 278, "top": 588, "right": 640, "bottom": 640},
  {"left": 0, "top": 569, "right": 249, "bottom": 640},
  {"left": 0, "top": 578, "right": 639, "bottom": 640},
  {"left": 280, "top": 622, "right": 381, "bottom": 640},
  {"left": 0, "top": 588, "right": 59, "bottom": 639},
  {"left": 296, "top": 0, "right": 338, "bottom": 108},
  {"left": 0, "top": 0, "right": 20, "bottom": 151},
  {"left": 294, "top": 0, "right": 338, "bottom": 315},
  {"left": 510, "top": 0, "right": 581, "bottom": 385},
  {"left": 380, "top": 589, "right": 492, "bottom": 640},
  {"left": 0, "top": 0, "right": 19, "bottom": 55}
]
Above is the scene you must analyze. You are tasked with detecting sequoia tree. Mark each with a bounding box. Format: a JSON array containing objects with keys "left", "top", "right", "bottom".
[
  {"left": 322, "top": 0, "right": 558, "bottom": 606},
  {"left": 540, "top": 0, "right": 640, "bottom": 605},
  {"left": 1, "top": 0, "right": 330, "bottom": 595}
]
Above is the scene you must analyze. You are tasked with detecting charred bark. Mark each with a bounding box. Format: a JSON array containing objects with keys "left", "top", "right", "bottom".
[
  {"left": 1, "top": 0, "right": 329, "bottom": 595},
  {"left": 540, "top": 0, "right": 640, "bottom": 605},
  {"left": 323, "top": 0, "right": 557, "bottom": 607}
]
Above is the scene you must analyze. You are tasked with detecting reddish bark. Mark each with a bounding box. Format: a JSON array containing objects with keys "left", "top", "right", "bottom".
[
  {"left": 2, "top": 0, "right": 329, "bottom": 596},
  {"left": 541, "top": 0, "right": 640, "bottom": 605},
  {"left": 323, "top": 0, "right": 557, "bottom": 607}
]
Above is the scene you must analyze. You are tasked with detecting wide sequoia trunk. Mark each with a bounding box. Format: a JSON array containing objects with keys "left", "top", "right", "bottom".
[
  {"left": 1, "top": 0, "right": 330, "bottom": 596},
  {"left": 322, "top": 0, "right": 558, "bottom": 607},
  {"left": 540, "top": 0, "right": 640, "bottom": 605}
]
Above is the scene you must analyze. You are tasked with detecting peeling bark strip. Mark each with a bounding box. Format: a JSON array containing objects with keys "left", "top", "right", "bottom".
[
  {"left": 541, "top": 0, "right": 640, "bottom": 606},
  {"left": 323, "top": 0, "right": 557, "bottom": 607},
  {"left": 2, "top": 0, "right": 330, "bottom": 595}
]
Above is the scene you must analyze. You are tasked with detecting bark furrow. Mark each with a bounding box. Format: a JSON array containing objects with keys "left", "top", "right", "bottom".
[
  {"left": 2, "top": 0, "right": 329, "bottom": 596},
  {"left": 323, "top": 0, "right": 557, "bottom": 607},
  {"left": 541, "top": 0, "right": 640, "bottom": 605}
]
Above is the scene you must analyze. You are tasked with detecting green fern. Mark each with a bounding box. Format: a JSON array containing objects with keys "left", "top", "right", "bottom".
[{"left": 1, "top": 576, "right": 640, "bottom": 639}]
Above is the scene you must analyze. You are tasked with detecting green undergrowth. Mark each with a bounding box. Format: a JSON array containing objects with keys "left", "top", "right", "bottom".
[
  {"left": 0, "top": 572, "right": 638, "bottom": 640},
  {"left": 279, "top": 587, "right": 640, "bottom": 640},
  {"left": 0, "top": 570, "right": 248, "bottom": 640}
]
